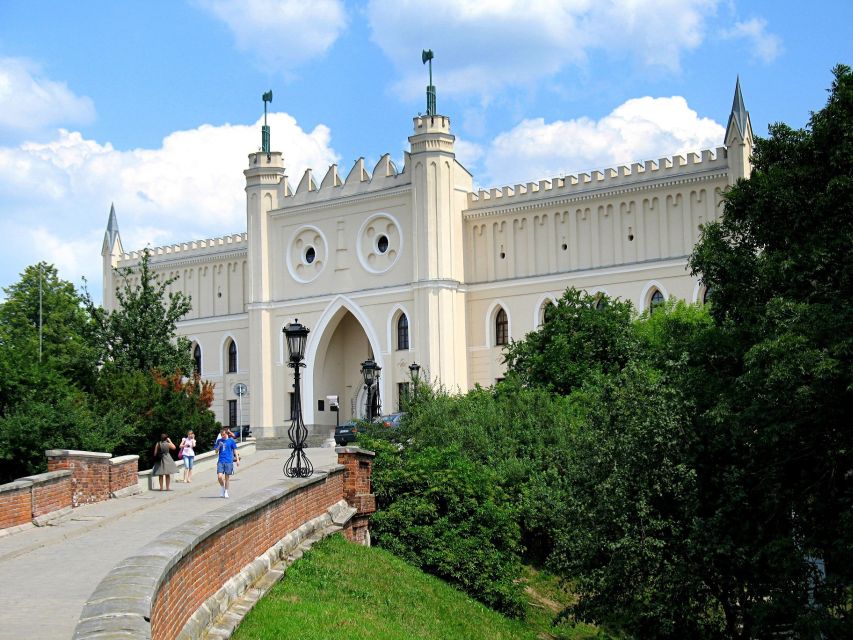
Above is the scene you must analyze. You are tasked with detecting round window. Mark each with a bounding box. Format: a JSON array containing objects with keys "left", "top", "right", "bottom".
[
  {"left": 305, "top": 247, "right": 316, "bottom": 264},
  {"left": 377, "top": 235, "right": 389, "bottom": 254}
]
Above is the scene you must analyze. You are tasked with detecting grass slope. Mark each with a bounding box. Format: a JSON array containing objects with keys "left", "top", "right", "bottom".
[{"left": 233, "top": 534, "right": 596, "bottom": 640}]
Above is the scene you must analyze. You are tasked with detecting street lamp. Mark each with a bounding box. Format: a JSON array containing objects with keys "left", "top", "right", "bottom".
[
  {"left": 360, "top": 358, "right": 381, "bottom": 421},
  {"left": 282, "top": 319, "right": 313, "bottom": 478},
  {"left": 408, "top": 362, "right": 421, "bottom": 404}
]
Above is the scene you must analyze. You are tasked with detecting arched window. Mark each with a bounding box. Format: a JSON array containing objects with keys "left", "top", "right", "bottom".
[
  {"left": 702, "top": 286, "right": 713, "bottom": 305},
  {"left": 542, "top": 302, "right": 557, "bottom": 325},
  {"left": 495, "top": 308, "right": 509, "bottom": 346},
  {"left": 193, "top": 344, "right": 201, "bottom": 375},
  {"left": 649, "top": 289, "right": 665, "bottom": 314},
  {"left": 227, "top": 339, "right": 237, "bottom": 373},
  {"left": 595, "top": 295, "right": 607, "bottom": 311},
  {"left": 397, "top": 314, "right": 409, "bottom": 350}
]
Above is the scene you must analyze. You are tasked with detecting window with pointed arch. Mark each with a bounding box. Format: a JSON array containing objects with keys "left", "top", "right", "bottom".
[
  {"left": 649, "top": 289, "right": 665, "bottom": 314},
  {"left": 541, "top": 301, "right": 557, "bottom": 325},
  {"left": 193, "top": 344, "right": 201, "bottom": 375},
  {"left": 227, "top": 339, "right": 237, "bottom": 373},
  {"left": 397, "top": 313, "right": 409, "bottom": 350},
  {"left": 702, "top": 286, "right": 713, "bottom": 305},
  {"left": 495, "top": 307, "right": 509, "bottom": 346}
]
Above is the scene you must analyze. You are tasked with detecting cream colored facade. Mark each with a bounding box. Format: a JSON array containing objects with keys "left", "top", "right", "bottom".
[{"left": 102, "top": 82, "right": 753, "bottom": 437}]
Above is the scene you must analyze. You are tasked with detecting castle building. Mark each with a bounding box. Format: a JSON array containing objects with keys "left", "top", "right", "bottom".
[{"left": 101, "top": 79, "right": 753, "bottom": 440}]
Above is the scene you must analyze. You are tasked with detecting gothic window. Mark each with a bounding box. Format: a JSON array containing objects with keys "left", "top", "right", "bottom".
[
  {"left": 495, "top": 308, "right": 509, "bottom": 346},
  {"left": 193, "top": 344, "right": 201, "bottom": 375},
  {"left": 649, "top": 289, "right": 665, "bottom": 314},
  {"left": 397, "top": 314, "right": 409, "bottom": 350},
  {"left": 227, "top": 339, "right": 237, "bottom": 373},
  {"left": 542, "top": 301, "right": 557, "bottom": 325},
  {"left": 595, "top": 295, "right": 607, "bottom": 311},
  {"left": 702, "top": 286, "right": 713, "bottom": 305}
]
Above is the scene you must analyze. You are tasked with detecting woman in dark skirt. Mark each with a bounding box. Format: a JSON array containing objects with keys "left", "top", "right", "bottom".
[{"left": 152, "top": 433, "right": 178, "bottom": 491}]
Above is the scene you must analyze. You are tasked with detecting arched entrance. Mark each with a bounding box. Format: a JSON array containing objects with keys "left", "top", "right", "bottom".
[{"left": 305, "top": 300, "right": 381, "bottom": 427}]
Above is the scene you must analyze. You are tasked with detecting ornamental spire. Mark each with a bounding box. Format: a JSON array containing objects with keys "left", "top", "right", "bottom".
[
  {"left": 261, "top": 90, "right": 273, "bottom": 153},
  {"left": 422, "top": 49, "right": 436, "bottom": 115}
]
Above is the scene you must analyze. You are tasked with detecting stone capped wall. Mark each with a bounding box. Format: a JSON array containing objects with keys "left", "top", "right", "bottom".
[
  {"left": 47, "top": 450, "right": 112, "bottom": 506},
  {"left": 0, "top": 481, "right": 33, "bottom": 530}
]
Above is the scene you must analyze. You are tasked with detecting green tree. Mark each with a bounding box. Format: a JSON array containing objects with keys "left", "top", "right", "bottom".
[
  {"left": 684, "top": 65, "right": 853, "bottom": 638},
  {"left": 0, "top": 263, "right": 99, "bottom": 409},
  {"left": 87, "top": 248, "right": 194, "bottom": 374},
  {"left": 503, "top": 288, "right": 637, "bottom": 395}
]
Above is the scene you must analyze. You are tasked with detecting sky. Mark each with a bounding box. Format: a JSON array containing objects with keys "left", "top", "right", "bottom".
[{"left": 0, "top": 0, "right": 850, "bottom": 303}]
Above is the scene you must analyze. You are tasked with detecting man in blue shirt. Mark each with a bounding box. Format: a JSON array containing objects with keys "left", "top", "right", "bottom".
[{"left": 215, "top": 427, "right": 240, "bottom": 498}]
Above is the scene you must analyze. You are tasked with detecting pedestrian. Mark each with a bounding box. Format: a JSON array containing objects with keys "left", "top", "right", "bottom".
[
  {"left": 151, "top": 433, "right": 177, "bottom": 491},
  {"left": 179, "top": 430, "right": 196, "bottom": 483},
  {"left": 215, "top": 427, "right": 240, "bottom": 498}
]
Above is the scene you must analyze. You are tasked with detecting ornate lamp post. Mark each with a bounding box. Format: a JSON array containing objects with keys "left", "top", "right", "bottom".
[
  {"left": 360, "top": 358, "right": 381, "bottom": 421},
  {"left": 283, "top": 319, "right": 313, "bottom": 478},
  {"left": 408, "top": 362, "right": 421, "bottom": 404}
]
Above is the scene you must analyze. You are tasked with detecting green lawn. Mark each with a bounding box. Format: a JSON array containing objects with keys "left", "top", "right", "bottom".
[{"left": 233, "top": 534, "right": 603, "bottom": 640}]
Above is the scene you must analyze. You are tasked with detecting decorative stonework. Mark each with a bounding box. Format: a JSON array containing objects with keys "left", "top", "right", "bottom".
[
  {"left": 357, "top": 213, "right": 402, "bottom": 274},
  {"left": 287, "top": 225, "right": 328, "bottom": 283}
]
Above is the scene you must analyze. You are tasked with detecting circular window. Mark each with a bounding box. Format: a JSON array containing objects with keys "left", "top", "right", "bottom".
[
  {"left": 286, "top": 225, "right": 327, "bottom": 283},
  {"left": 377, "top": 235, "right": 389, "bottom": 254},
  {"left": 357, "top": 213, "right": 403, "bottom": 274}
]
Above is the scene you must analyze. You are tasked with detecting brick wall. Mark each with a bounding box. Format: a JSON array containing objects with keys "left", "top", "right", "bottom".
[
  {"left": 46, "top": 450, "right": 112, "bottom": 506},
  {"left": 337, "top": 447, "right": 376, "bottom": 545},
  {"left": 108, "top": 455, "right": 140, "bottom": 495},
  {"left": 23, "top": 471, "right": 73, "bottom": 518},
  {"left": 0, "top": 481, "right": 33, "bottom": 530},
  {"left": 150, "top": 471, "right": 345, "bottom": 640}
]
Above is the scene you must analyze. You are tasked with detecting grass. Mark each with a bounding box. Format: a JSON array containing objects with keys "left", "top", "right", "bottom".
[{"left": 233, "top": 534, "right": 608, "bottom": 640}]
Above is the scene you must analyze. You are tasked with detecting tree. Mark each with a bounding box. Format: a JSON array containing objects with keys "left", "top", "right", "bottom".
[
  {"left": 0, "top": 263, "right": 99, "bottom": 408},
  {"left": 87, "top": 248, "right": 194, "bottom": 374},
  {"left": 503, "top": 288, "right": 637, "bottom": 395},
  {"left": 686, "top": 65, "right": 853, "bottom": 637}
]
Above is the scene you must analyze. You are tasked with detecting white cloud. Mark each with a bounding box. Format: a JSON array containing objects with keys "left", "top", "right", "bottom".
[
  {"left": 196, "top": 0, "right": 347, "bottom": 74},
  {"left": 0, "top": 58, "right": 95, "bottom": 139},
  {"left": 480, "top": 96, "right": 725, "bottom": 187},
  {"left": 0, "top": 113, "right": 339, "bottom": 301},
  {"left": 367, "top": 0, "right": 719, "bottom": 100},
  {"left": 721, "top": 18, "right": 783, "bottom": 63}
]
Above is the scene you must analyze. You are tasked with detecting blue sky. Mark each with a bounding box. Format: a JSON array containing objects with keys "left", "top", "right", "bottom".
[{"left": 0, "top": 0, "right": 850, "bottom": 302}]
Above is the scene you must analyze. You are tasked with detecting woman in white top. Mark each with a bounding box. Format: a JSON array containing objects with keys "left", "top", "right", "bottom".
[{"left": 179, "top": 431, "right": 196, "bottom": 483}]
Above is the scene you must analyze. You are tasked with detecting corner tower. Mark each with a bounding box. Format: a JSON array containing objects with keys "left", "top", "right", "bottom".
[
  {"left": 244, "top": 91, "right": 287, "bottom": 439},
  {"left": 725, "top": 77, "right": 754, "bottom": 184},
  {"left": 101, "top": 203, "right": 123, "bottom": 311},
  {"left": 408, "top": 52, "right": 472, "bottom": 389}
]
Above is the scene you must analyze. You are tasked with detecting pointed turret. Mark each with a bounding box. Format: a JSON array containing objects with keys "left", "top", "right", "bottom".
[
  {"left": 101, "top": 203, "right": 122, "bottom": 256},
  {"left": 725, "top": 77, "right": 754, "bottom": 184},
  {"left": 101, "top": 203, "right": 123, "bottom": 310}
]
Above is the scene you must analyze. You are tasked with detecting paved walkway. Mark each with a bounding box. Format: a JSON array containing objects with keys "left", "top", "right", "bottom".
[{"left": 0, "top": 446, "right": 339, "bottom": 640}]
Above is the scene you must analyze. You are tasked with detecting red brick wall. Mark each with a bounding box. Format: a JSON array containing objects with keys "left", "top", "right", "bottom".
[
  {"left": 150, "top": 471, "right": 344, "bottom": 640},
  {"left": 338, "top": 450, "right": 374, "bottom": 509},
  {"left": 109, "top": 456, "right": 139, "bottom": 494},
  {"left": 47, "top": 452, "right": 111, "bottom": 506},
  {"left": 29, "top": 474, "right": 73, "bottom": 518},
  {"left": 0, "top": 482, "right": 32, "bottom": 529}
]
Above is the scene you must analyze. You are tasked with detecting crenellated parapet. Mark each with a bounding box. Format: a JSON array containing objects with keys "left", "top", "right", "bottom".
[
  {"left": 118, "top": 233, "right": 248, "bottom": 263},
  {"left": 465, "top": 147, "right": 729, "bottom": 216},
  {"left": 282, "top": 153, "right": 411, "bottom": 208}
]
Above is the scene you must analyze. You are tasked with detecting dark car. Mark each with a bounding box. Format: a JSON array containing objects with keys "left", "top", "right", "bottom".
[
  {"left": 374, "top": 412, "right": 405, "bottom": 428},
  {"left": 334, "top": 420, "right": 360, "bottom": 446}
]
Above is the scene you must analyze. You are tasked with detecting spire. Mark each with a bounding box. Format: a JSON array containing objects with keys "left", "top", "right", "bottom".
[
  {"left": 261, "top": 90, "right": 273, "bottom": 154},
  {"left": 422, "top": 49, "right": 436, "bottom": 115},
  {"left": 725, "top": 76, "right": 752, "bottom": 144},
  {"left": 101, "top": 203, "right": 122, "bottom": 256}
]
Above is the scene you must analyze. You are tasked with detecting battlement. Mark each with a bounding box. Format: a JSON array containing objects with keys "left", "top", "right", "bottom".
[
  {"left": 118, "top": 232, "right": 248, "bottom": 263},
  {"left": 282, "top": 153, "right": 411, "bottom": 208},
  {"left": 465, "top": 146, "right": 729, "bottom": 213}
]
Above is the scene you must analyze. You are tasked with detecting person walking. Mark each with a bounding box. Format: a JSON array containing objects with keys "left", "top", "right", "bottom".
[
  {"left": 179, "top": 431, "right": 196, "bottom": 483},
  {"left": 215, "top": 427, "right": 240, "bottom": 498},
  {"left": 151, "top": 433, "right": 177, "bottom": 491}
]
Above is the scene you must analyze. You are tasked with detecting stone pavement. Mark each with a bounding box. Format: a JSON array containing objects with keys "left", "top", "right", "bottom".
[{"left": 0, "top": 446, "right": 338, "bottom": 640}]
